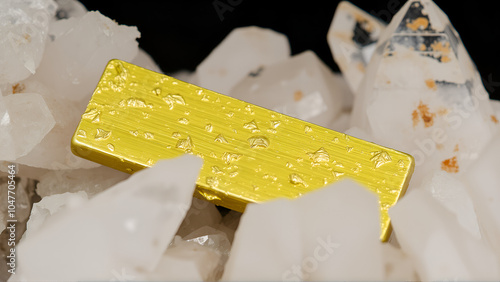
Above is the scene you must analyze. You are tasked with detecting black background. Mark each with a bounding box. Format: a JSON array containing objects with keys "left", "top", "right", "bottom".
[{"left": 78, "top": 0, "right": 500, "bottom": 99}]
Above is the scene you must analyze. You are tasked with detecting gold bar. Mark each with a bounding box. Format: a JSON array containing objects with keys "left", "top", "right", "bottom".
[{"left": 71, "top": 60, "right": 414, "bottom": 241}]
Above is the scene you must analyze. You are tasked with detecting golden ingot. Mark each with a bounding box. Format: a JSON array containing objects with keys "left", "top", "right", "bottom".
[{"left": 71, "top": 59, "right": 414, "bottom": 241}]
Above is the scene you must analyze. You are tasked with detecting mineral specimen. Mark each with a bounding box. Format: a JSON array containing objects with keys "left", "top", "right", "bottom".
[
  {"left": 196, "top": 26, "right": 290, "bottom": 95},
  {"left": 0, "top": 0, "right": 57, "bottom": 84},
  {"left": 344, "top": 0, "right": 498, "bottom": 186},
  {"left": 11, "top": 155, "right": 202, "bottom": 281},
  {"left": 230, "top": 50, "right": 344, "bottom": 128},
  {"left": 390, "top": 189, "right": 500, "bottom": 280},
  {"left": 223, "top": 180, "right": 383, "bottom": 281}
]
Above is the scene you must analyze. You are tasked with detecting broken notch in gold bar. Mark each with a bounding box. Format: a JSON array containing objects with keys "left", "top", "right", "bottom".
[{"left": 71, "top": 59, "right": 414, "bottom": 241}]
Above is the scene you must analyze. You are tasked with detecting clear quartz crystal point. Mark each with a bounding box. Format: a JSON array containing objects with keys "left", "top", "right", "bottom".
[
  {"left": 350, "top": 0, "right": 498, "bottom": 184},
  {"left": 196, "top": 26, "right": 290, "bottom": 95},
  {"left": 11, "top": 155, "right": 203, "bottom": 281},
  {"left": 328, "top": 1, "right": 386, "bottom": 94},
  {"left": 0, "top": 0, "right": 57, "bottom": 84},
  {"left": 0, "top": 93, "right": 55, "bottom": 161},
  {"left": 230, "top": 51, "right": 343, "bottom": 128}
]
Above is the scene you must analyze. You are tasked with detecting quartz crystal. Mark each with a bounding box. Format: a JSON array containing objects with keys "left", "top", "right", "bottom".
[
  {"left": 33, "top": 11, "right": 140, "bottom": 102},
  {"left": 230, "top": 51, "right": 343, "bottom": 128},
  {"left": 22, "top": 191, "right": 88, "bottom": 240},
  {"left": 132, "top": 48, "right": 163, "bottom": 74},
  {"left": 223, "top": 180, "right": 383, "bottom": 281},
  {"left": 145, "top": 235, "right": 222, "bottom": 281},
  {"left": 346, "top": 0, "right": 498, "bottom": 185},
  {"left": 419, "top": 171, "right": 480, "bottom": 238},
  {"left": 11, "top": 155, "right": 202, "bottom": 281},
  {"left": 0, "top": 92, "right": 55, "bottom": 161},
  {"left": 327, "top": 1, "right": 386, "bottom": 94},
  {"left": 381, "top": 243, "right": 418, "bottom": 281},
  {"left": 196, "top": 26, "right": 290, "bottom": 95},
  {"left": 53, "top": 0, "right": 87, "bottom": 19},
  {"left": 35, "top": 165, "right": 129, "bottom": 198},
  {"left": 10, "top": 79, "right": 98, "bottom": 169},
  {"left": 0, "top": 0, "right": 57, "bottom": 84},
  {"left": 465, "top": 132, "right": 500, "bottom": 256},
  {"left": 176, "top": 198, "right": 222, "bottom": 238},
  {"left": 390, "top": 189, "right": 500, "bottom": 280}
]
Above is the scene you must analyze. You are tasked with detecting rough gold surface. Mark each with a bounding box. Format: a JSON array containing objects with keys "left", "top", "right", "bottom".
[{"left": 71, "top": 60, "right": 414, "bottom": 241}]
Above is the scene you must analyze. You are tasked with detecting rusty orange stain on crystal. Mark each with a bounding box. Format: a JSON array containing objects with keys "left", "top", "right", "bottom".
[
  {"left": 441, "top": 56, "right": 451, "bottom": 63},
  {"left": 441, "top": 156, "right": 459, "bottom": 173},
  {"left": 437, "top": 108, "right": 449, "bottom": 116},
  {"left": 436, "top": 143, "right": 444, "bottom": 150},
  {"left": 406, "top": 17, "right": 429, "bottom": 31},
  {"left": 12, "top": 83, "right": 25, "bottom": 94},
  {"left": 419, "top": 44, "right": 426, "bottom": 51},
  {"left": 491, "top": 115, "right": 499, "bottom": 124},
  {"left": 453, "top": 144, "right": 459, "bottom": 152},
  {"left": 431, "top": 42, "right": 451, "bottom": 54},
  {"left": 412, "top": 110, "right": 420, "bottom": 127},
  {"left": 294, "top": 90, "right": 303, "bottom": 102},
  {"left": 418, "top": 101, "right": 435, "bottom": 128},
  {"left": 425, "top": 79, "right": 437, "bottom": 90}
]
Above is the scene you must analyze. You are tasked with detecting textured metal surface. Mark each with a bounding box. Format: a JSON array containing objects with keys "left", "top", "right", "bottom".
[{"left": 71, "top": 59, "right": 414, "bottom": 241}]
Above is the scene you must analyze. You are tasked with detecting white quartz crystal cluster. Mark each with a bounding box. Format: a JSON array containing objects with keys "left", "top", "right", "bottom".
[{"left": 1, "top": 0, "right": 500, "bottom": 281}]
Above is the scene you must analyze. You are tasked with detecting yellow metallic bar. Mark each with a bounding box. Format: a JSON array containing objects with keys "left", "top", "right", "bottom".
[{"left": 71, "top": 59, "right": 414, "bottom": 241}]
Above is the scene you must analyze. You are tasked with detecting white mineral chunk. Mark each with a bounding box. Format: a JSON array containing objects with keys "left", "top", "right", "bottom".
[
  {"left": 176, "top": 197, "right": 222, "bottom": 238},
  {"left": 419, "top": 171, "right": 480, "bottom": 238},
  {"left": 0, "top": 93, "right": 55, "bottom": 161},
  {"left": 11, "top": 155, "right": 202, "bottom": 281},
  {"left": 327, "top": 1, "right": 386, "bottom": 94},
  {"left": 223, "top": 180, "right": 382, "bottom": 281},
  {"left": 143, "top": 236, "right": 221, "bottom": 281},
  {"left": 184, "top": 226, "right": 232, "bottom": 280},
  {"left": 36, "top": 165, "right": 129, "bottom": 198},
  {"left": 10, "top": 79, "right": 99, "bottom": 169},
  {"left": 390, "top": 189, "right": 500, "bottom": 280},
  {"left": 0, "top": 0, "right": 57, "bottom": 84},
  {"left": 53, "top": 0, "right": 87, "bottom": 19},
  {"left": 196, "top": 26, "right": 290, "bottom": 95},
  {"left": 33, "top": 10, "right": 140, "bottom": 102},
  {"left": 132, "top": 48, "right": 163, "bottom": 74},
  {"left": 349, "top": 0, "right": 497, "bottom": 186},
  {"left": 465, "top": 132, "right": 500, "bottom": 256},
  {"left": 230, "top": 51, "right": 343, "bottom": 128},
  {"left": 381, "top": 243, "right": 418, "bottom": 281},
  {"left": 23, "top": 191, "right": 88, "bottom": 240},
  {"left": 329, "top": 111, "right": 351, "bottom": 132}
]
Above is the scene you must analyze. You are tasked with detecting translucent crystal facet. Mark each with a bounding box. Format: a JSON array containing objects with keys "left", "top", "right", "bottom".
[
  {"left": 348, "top": 0, "right": 498, "bottom": 185},
  {"left": 12, "top": 155, "right": 202, "bottom": 281},
  {"left": 196, "top": 26, "right": 290, "bottom": 95},
  {"left": 0, "top": 93, "right": 55, "bottom": 161},
  {"left": 223, "top": 180, "right": 382, "bottom": 281},
  {"left": 465, "top": 133, "right": 500, "bottom": 256},
  {"left": 0, "top": 0, "right": 57, "bottom": 84},
  {"left": 390, "top": 189, "right": 500, "bottom": 280},
  {"left": 328, "top": 1, "right": 386, "bottom": 94},
  {"left": 230, "top": 51, "right": 343, "bottom": 128},
  {"left": 33, "top": 11, "right": 140, "bottom": 102}
]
